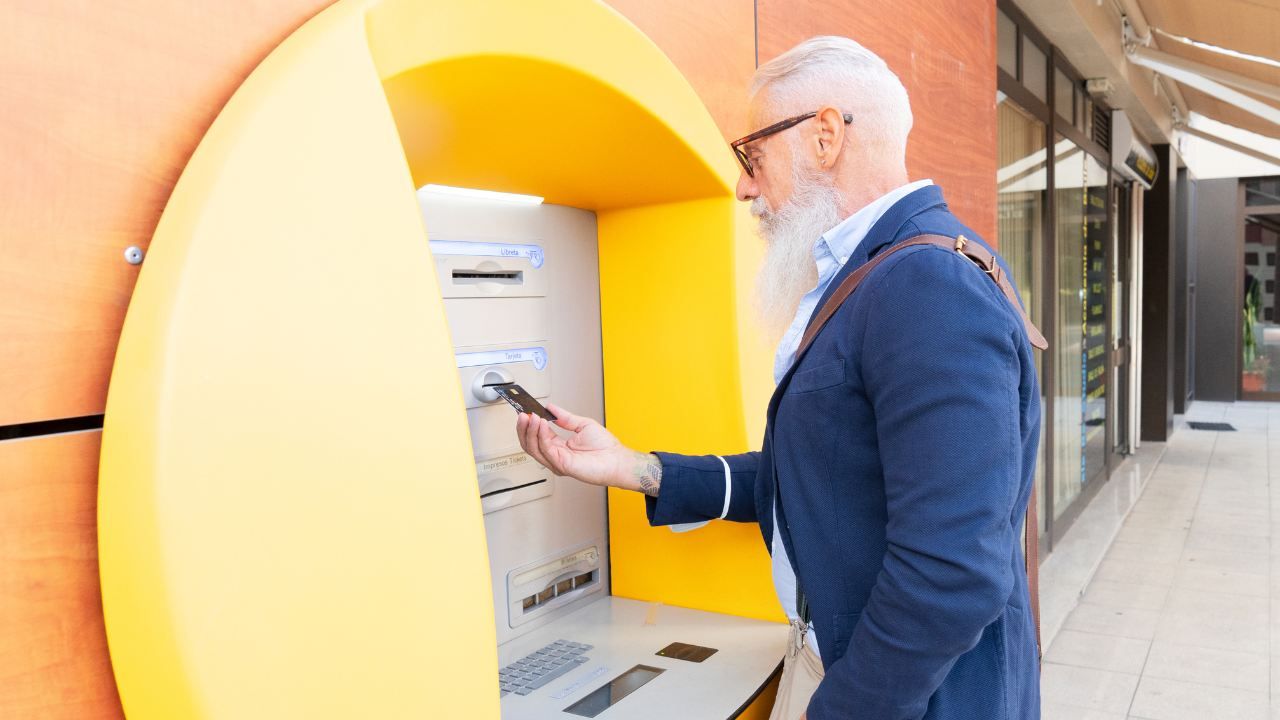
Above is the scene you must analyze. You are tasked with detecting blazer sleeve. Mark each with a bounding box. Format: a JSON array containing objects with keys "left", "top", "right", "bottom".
[
  {"left": 808, "top": 247, "right": 1025, "bottom": 720},
  {"left": 643, "top": 451, "right": 760, "bottom": 526}
]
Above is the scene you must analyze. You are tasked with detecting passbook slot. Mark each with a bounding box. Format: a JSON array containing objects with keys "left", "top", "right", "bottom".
[
  {"left": 452, "top": 269, "right": 524, "bottom": 285},
  {"left": 518, "top": 569, "right": 599, "bottom": 613},
  {"left": 430, "top": 240, "right": 547, "bottom": 300},
  {"left": 508, "top": 543, "right": 603, "bottom": 628}
]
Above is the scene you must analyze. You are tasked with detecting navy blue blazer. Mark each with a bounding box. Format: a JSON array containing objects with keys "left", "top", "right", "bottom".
[{"left": 646, "top": 186, "right": 1041, "bottom": 720}]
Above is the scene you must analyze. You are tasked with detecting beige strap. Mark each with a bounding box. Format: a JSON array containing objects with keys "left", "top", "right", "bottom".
[{"left": 794, "top": 233, "right": 1046, "bottom": 659}]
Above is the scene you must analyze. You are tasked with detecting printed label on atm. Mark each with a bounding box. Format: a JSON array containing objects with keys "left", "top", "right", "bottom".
[
  {"left": 477, "top": 452, "right": 533, "bottom": 475},
  {"left": 429, "top": 239, "right": 545, "bottom": 268},
  {"left": 455, "top": 347, "right": 548, "bottom": 371},
  {"left": 511, "top": 546, "right": 599, "bottom": 589}
]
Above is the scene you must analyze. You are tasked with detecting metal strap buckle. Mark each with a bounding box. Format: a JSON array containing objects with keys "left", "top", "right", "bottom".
[
  {"left": 956, "top": 235, "right": 1002, "bottom": 279},
  {"left": 789, "top": 618, "right": 808, "bottom": 658}
]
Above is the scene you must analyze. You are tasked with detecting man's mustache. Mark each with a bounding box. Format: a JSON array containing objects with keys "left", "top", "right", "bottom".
[{"left": 751, "top": 198, "right": 770, "bottom": 220}]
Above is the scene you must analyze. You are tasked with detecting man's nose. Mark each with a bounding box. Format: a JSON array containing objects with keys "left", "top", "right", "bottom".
[{"left": 736, "top": 171, "right": 758, "bottom": 202}]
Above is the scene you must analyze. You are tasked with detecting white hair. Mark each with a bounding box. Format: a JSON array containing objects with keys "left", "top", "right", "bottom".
[{"left": 750, "top": 36, "right": 913, "bottom": 166}]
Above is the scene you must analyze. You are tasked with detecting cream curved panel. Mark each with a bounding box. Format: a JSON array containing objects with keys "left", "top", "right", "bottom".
[{"left": 98, "top": 2, "right": 498, "bottom": 718}]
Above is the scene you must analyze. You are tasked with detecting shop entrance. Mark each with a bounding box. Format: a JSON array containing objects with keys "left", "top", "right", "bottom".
[{"left": 1241, "top": 180, "right": 1280, "bottom": 400}]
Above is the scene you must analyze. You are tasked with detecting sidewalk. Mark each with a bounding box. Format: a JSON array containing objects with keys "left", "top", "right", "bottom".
[{"left": 1041, "top": 401, "right": 1279, "bottom": 719}]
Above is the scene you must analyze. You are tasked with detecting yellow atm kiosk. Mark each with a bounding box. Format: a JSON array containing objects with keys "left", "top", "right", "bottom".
[{"left": 98, "top": 1, "right": 786, "bottom": 718}]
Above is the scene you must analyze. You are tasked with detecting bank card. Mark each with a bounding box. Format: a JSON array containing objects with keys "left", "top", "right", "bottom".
[{"left": 487, "top": 382, "right": 558, "bottom": 421}]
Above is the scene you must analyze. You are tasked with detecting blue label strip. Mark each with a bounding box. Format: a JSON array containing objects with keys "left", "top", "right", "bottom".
[
  {"left": 455, "top": 347, "right": 548, "bottom": 371},
  {"left": 429, "top": 239, "right": 545, "bottom": 269}
]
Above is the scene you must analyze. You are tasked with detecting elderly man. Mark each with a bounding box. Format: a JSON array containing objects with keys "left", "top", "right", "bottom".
[{"left": 516, "top": 36, "right": 1042, "bottom": 720}]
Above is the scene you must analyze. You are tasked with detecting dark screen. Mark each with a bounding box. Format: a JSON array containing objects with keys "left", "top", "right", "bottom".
[{"left": 563, "top": 665, "right": 664, "bottom": 718}]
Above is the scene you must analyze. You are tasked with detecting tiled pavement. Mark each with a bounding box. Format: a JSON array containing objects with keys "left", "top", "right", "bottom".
[{"left": 1041, "top": 401, "right": 1280, "bottom": 719}]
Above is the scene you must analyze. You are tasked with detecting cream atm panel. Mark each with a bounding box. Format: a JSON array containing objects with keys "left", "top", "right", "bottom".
[{"left": 421, "top": 192, "right": 607, "bottom": 647}]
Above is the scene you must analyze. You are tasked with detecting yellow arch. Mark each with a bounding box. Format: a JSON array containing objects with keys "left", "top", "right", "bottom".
[{"left": 99, "top": 1, "right": 777, "bottom": 718}]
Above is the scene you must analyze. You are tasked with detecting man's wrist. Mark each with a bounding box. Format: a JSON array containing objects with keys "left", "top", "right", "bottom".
[{"left": 627, "top": 450, "right": 663, "bottom": 497}]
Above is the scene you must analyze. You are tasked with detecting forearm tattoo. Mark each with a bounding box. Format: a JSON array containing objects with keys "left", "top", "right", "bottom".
[{"left": 632, "top": 451, "right": 663, "bottom": 497}]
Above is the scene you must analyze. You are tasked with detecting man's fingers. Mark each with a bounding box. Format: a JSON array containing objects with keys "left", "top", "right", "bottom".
[
  {"left": 515, "top": 413, "right": 534, "bottom": 457},
  {"left": 545, "top": 403, "right": 592, "bottom": 433},
  {"left": 536, "top": 417, "right": 571, "bottom": 476},
  {"left": 522, "top": 413, "right": 552, "bottom": 470}
]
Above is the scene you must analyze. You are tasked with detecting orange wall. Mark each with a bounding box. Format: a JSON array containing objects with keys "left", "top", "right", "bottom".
[
  {"left": 0, "top": 432, "right": 121, "bottom": 719},
  {"left": 0, "top": 1, "right": 995, "bottom": 716},
  {"left": 0, "top": 3, "right": 337, "bottom": 717}
]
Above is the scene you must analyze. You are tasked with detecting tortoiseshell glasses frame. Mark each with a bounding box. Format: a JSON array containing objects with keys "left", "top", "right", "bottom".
[{"left": 729, "top": 110, "right": 854, "bottom": 177}]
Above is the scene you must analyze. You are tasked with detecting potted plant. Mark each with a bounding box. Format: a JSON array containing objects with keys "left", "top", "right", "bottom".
[
  {"left": 1244, "top": 354, "right": 1270, "bottom": 392},
  {"left": 1243, "top": 274, "right": 1265, "bottom": 392}
]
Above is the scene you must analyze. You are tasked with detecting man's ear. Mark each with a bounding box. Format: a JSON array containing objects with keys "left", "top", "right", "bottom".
[{"left": 812, "top": 105, "right": 848, "bottom": 170}]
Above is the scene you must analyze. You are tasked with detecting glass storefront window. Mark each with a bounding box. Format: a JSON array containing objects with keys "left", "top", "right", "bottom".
[
  {"left": 1022, "top": 37, "right": 1047, "bottom": 102},
  {"left": 1083, "top": 168, "right": 1108, "bottom": 485},
  {"left": 998, "top": 10, "right": 1018, "bottom": 76},
  {"left": 1055, "top": 68, "right": 1074, "bottom": 125},
  {"left": 1245, "top": 177, "right": 1280, "bottom": 207},
  {"left": 1053, "top": 137, "right": 1109, "bottom": 520},
  {"left": 998, "top": 99, "right": 1047, "bottom": 535}
]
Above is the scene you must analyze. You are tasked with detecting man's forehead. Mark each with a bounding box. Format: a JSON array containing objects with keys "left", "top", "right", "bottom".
[
  {"left": 746, "top": 93, "right": 774, "bottom": 129},
  {"left": 746, "top": 91, "right": 814, "bottom": 130}
]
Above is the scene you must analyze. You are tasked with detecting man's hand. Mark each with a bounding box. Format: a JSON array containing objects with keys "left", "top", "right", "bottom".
[{"left": 516, "top": 404, "right": 662, "bottom": 496}]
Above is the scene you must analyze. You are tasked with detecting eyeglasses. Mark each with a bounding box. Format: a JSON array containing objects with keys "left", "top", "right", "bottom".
[{"left": 730, "top": 111, "right": 854, "bottom": 178}]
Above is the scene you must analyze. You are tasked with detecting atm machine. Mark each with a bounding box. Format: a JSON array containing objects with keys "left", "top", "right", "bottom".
[
  {"left": 96, "top": 1, "right": 790, "bottom": 717},
  {"left": 421, "top": 190, "right": 785, "bottom": 719}
]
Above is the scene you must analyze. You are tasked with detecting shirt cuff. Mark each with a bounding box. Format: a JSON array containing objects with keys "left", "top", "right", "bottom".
[{"left": 643, "top": 452, "right": 736, "bottom": 526}]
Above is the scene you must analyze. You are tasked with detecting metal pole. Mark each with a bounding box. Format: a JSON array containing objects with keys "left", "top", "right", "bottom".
[
  {"left": 1116, "top": 0, "right": 1192, "bottom": 120},
  {"left": 1129, "top": 45, "right": 1280, "bottom": 127},
  {"left": 1131, "top": 45, "right": 1280, "bottom": 104},
  {"left": 1177, "top": 123, "right": 1280, "bottom": 167}
]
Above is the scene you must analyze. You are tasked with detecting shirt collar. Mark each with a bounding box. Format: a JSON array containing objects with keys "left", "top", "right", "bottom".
[{"left": 815, "top": 179, "right": 935, "bottom": 266}]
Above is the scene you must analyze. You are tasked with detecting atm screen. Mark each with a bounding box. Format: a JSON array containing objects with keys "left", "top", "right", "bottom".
[{"left": 562, "top": 665, "right": 664, "bottom": 718}]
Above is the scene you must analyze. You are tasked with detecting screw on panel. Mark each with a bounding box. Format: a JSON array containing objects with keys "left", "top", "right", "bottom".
[{"left": 124, "top": 246, "right": 145, "bottom": 265}]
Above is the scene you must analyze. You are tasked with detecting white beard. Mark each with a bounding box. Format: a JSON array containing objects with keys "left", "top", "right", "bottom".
[{"left": 752, "top": 171, "right": 844, "bottom": 345}]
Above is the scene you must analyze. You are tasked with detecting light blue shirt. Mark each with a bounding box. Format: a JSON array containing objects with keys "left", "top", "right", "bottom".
[{"left": 767, "top": 179, "right": 934, "bottom": 656}]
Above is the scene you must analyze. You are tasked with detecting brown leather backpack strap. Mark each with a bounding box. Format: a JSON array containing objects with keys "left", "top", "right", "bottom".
[
  {"left": 795, "top": 235, "right": 943, "bottom": 357},
  {"left": 950, "top": 236, "right": 1049, "bottom": 350},
  {"left": 794, "top": 232, "right": 1046, "bottom": 659},
  {"left": 797, "top": 234, "right": 1048, "bottom": 360},
  {"left": 1026, "top": 474, "right": 1042, "bottom": 661}
]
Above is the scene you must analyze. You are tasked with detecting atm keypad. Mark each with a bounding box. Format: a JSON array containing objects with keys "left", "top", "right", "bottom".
[{"left": 498, "top": 640, "right": 592, "bottom": 697}]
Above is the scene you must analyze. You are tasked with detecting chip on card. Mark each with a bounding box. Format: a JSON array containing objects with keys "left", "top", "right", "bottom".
[{"left": 487, "top": 382, "right": 558, "bottom": 421}]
